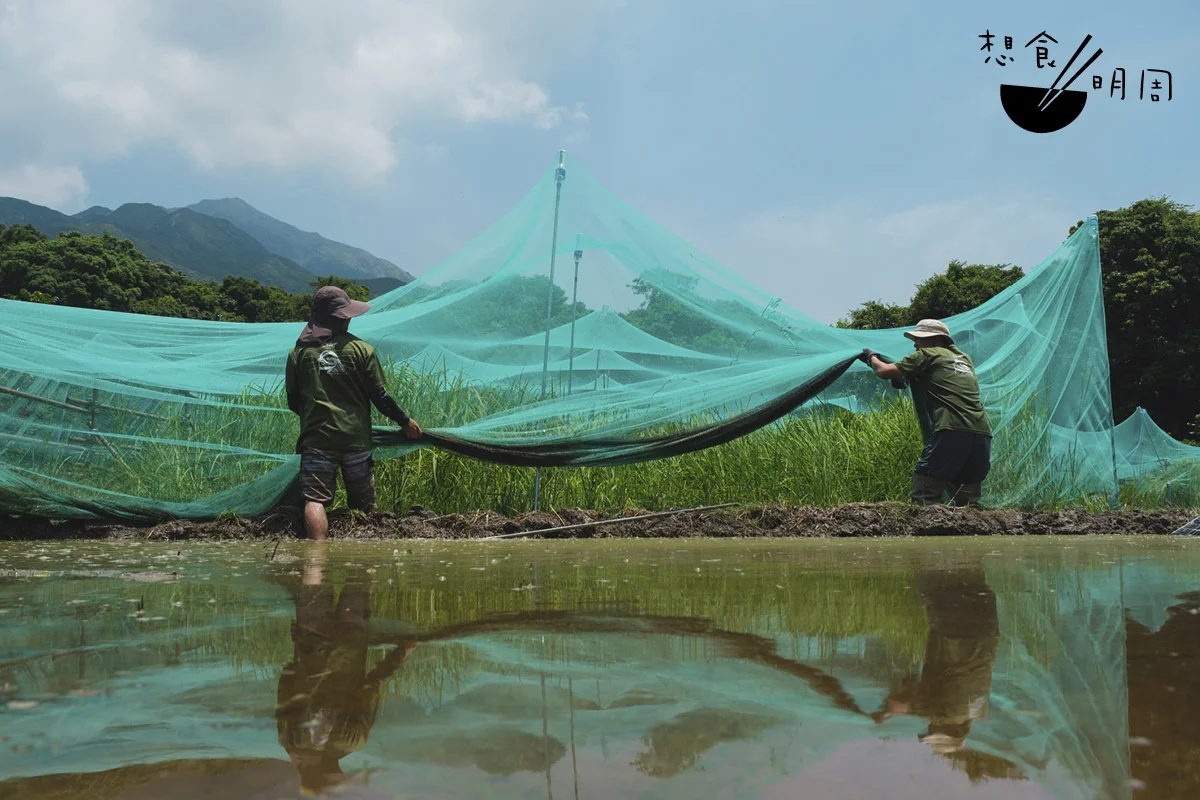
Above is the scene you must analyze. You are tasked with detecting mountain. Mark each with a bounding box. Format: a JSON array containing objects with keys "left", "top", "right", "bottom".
[
  {"left": 187, "top": 198, "right": 415, "bottom": 284},
  {"left": 0, "top": 197, "right": 72, "bottom": 230},
  {"left": 0, "top": 197, "right": 411, "bottom": 296}
]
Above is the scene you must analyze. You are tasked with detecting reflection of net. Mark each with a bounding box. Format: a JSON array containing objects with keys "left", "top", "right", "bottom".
[
  {"left": 0, "top": 154, "right": 1127, "bottom": 519},
  {"left": 975, "top": 568, "right": 1131, "bottom": 800},
  {"left": 0, "top": 555, "right": 1142, "bottom": 799}
]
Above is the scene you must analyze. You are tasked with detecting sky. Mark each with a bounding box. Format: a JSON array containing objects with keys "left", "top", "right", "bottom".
[{"left": 0, "top": 0, "right": 1195, "bottom": 323}]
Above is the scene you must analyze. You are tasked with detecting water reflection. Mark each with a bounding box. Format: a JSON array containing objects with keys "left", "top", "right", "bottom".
[
  {"left": 1, "top": 538, "right": 1199, "bottom": 799},
  {"left": 873, "top": 566, "right": 1024, "bottom": 783},
  {"left": 1127, "top": 589, "right": 1200, "bottom": 797},
  {"left": 633, "top": 707, "right": 782, "bottom": 777},
  {"left": 273, "top": 545, "right": 417, "bottom": 795}
]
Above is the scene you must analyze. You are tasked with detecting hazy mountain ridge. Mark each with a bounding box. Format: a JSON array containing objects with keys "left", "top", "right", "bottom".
[{"left": 0, "top": 196, "right": 413, "bottom": 296}]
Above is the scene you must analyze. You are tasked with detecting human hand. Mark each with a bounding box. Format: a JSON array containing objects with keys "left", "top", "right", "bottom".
[
  {"left": 858, "top": 348, "right": 877, "bottom": 364},
  {"left": 404, "top": 419, "right": 423, "bottom": 439}
]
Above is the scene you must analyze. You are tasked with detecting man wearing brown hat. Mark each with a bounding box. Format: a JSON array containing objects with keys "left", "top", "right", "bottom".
[
  {"left": 859, "top": 319, "right": 992, "bottom": 506},
  {"left": 285, "top": 286, "right": 422, "bottom": 540}
]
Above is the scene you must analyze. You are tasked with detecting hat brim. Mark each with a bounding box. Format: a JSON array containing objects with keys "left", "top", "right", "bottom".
[
  {"left": 331, "top": 299, "right": 371, "bottom": 320},
  {"left": 904, "top": 330, "right": 953, "bottom": 342}
]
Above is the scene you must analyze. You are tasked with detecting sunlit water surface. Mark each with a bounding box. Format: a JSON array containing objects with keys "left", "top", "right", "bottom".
[{"left": 1, "top": 536, "right": 1198, "bottom": 799}]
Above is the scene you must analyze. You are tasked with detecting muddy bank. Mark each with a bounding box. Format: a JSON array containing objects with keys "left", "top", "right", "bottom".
[{"left": 1, "top": 503, "right": 1196, "bottom": 541}]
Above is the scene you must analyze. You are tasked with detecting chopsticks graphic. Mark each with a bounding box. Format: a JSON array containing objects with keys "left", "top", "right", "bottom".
[{"left": 1038, "top": 35, "right": 1103, "bottom": 111}]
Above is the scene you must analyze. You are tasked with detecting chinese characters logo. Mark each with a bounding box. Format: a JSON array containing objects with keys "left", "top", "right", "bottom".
[{"left": 979, "top": 31, "right": 1174, "bottom": 133}]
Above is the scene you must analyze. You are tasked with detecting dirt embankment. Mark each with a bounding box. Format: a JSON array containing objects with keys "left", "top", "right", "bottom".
[{"left": 1, "top": 503, "right": 1196, "bottom": 541}]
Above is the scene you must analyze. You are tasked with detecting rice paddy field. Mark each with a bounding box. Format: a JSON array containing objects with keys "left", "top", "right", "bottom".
[{"left": 5, "top": 362, "right": 1197, "bottom": 530}]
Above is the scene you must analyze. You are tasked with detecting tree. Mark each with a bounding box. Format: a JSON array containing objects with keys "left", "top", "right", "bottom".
[
  {"left": 836, "top": 300, "right": 908, "bottom": 330},
  {"left": 622, "top": 270, "right": 768, "bottom": 356},
  {"left": 0, "top": 224, "right": 372, "bottom": 324},
  {"left": 1070, "top": 198, "right": 1200, "bottom": 438},
  {"left": 308, "top": 275, "right": 370, "bottom": 302},
  {"left": 837, "top": 261, "right": 1024, "bottom": 330}
]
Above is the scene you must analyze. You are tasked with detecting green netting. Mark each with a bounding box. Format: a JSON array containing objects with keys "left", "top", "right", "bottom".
[
  {"left": 1113, "top": 407, "right": 1200, "bottom": 505},
  {"left": 0, "top": 152, "right": 1148, "bottom": 520}
]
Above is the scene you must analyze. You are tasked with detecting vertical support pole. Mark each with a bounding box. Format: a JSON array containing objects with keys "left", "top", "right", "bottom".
[
  {"left": 567, "top": 236, "right": 583, "bottom": 396},
  {"left": 568, "top": 676, "right": 579, "bottom": 800},
  {"left": 90, "top": 388, "right": 99, "bottom": 431},
  {"left": 541, "top": 671, "right": 554, "bottom": 800},
  {"left": 534, "top": 151, "right": 568, "bottom": 512}
]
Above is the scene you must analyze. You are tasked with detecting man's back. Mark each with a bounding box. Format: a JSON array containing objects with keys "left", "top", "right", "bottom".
[
  {"left": 286, "top": 332, "right": 383, "bottom": 453},
  {"left": 895, "top": 345, "right": 992, "bottom": 439}
]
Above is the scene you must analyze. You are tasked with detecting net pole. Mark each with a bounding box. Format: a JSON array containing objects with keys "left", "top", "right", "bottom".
[
  {"left": 567, "top": 236, "right": 583, "bottom": 396},
  {"left": 534, "top": 150, "right": 568, "bottom": 511}
]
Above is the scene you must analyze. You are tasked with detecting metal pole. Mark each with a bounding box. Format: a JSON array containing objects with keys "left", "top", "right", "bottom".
[
  {"left": 534, "top": 150, "right": 568, "bottom": 512},
  {"left": 567, "top": 235, "right": 583, "bottom": 396},
  {"left": 478, "top": 503, "right": 740, "bottom": 540}
]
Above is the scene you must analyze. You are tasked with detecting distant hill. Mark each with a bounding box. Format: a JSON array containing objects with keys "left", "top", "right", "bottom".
[
  {"left": 0, "top": 196, "right": 414, "bottom": 295},
  {"left": 0, "top": 198, "right": 317, "bottom": 293},
  {"left": 360, "top": 277, "right": 405, "bottom": 297},
  {"left": 187, "top": 198, "right": 415, "bottom": 284}
]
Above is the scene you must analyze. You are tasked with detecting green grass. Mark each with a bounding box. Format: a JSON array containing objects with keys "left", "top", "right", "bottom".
[{"left": 2, "top": 362, "right": 1195, "bottom": 517}]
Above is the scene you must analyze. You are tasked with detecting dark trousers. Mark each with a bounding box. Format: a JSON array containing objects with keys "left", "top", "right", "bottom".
[{"left": 913, "top": 430, "right": 992, "bottom": 506}]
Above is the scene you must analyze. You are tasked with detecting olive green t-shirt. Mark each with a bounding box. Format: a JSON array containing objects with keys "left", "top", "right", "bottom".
[
  {"left": 894, "top": 345, "right": 992, "bottom": 440},
  {"left": 285, "top": 333, "right": 387, "bottom": 453}
]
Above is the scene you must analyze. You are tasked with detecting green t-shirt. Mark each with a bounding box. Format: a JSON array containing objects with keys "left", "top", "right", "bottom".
[
  {"left": 285, "top": 333, "right": 388, "bottom": 453},
  {"left": 894, "top": 345, "right": 992, "bottom": 440}
]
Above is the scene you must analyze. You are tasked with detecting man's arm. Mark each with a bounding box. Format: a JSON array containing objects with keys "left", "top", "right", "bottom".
[
  {"left": 285, "top": 350, "right": 301, "bottom": 415},
  {"left": 370, "top": 386, "right": 410, "bottom": 427},
  {"left": 364, "top": 349, "right": 422, "bottom": 438},
  {"left": 868, "top": 355, "right": 902, "bottom": 380},
  {"left": 858, "top": 349, "right": 903, "bottom": 380}
]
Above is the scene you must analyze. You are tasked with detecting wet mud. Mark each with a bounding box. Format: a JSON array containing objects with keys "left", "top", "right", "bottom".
[{"left": 1, "top": 502, "right": 1195, "bottom": 541}]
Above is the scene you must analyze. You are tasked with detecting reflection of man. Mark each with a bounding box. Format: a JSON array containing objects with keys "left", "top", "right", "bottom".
[
  {"left": 873, "top": 568, "right": 1000, "bottom": 758},
  {"left": 275, "top": 545, "right": 417, "bottom": 795}
]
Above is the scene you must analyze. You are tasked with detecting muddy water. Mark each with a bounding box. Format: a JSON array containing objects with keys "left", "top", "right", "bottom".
[{"left": 0, "top": 537, "right": 1197, "bottom": 800}]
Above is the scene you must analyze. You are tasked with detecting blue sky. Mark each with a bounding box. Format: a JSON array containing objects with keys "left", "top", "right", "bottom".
[{"left": 0, "top": 0, "right": 1195, "bottom": 322}]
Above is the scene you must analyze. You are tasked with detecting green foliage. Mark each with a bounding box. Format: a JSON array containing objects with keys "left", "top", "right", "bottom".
[
  {"left": 837, "top": 261, "right": 1024, "bottom": 330},
  {"left": 0, "top": 197, "right": 322, "bottom": 293},
  {"left": 835, "top": 300, "right": 909, "bottom": 330},
  {"left": 908, "top": 261, "right": 1025, "bottom": 319},
  {"left": 1071, "top": 198, "right": 1200, "bottom": 438},
  {"left": 0, "top": 224, "right": 372, "bottom": 324},
  {"left": 621, "top": 270, "right": 784, "bottom": 356},
  {"left": 309, "top": 274, "right": 370, "bottom": 302},
  {"left": 432, "top": 274, "right": 591, "bottom": 340}
]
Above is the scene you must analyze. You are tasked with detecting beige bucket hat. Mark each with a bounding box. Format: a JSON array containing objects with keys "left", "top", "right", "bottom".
[
  {"left": 904, "top": 318, "right": 953, "bottom": 343},
  {"left": 919, "top": 732, "right": 966, "bottom": 755}
]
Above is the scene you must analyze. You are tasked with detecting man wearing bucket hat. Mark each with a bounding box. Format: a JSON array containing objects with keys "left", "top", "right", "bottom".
[
  {"left": 286, "top": 286, "right": 422, "bottom": 540},
  {"left": 859, "top": 319, "right": 992, "bottom": 506}
]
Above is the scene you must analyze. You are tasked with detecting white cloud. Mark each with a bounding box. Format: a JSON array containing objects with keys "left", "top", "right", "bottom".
[
  {"left": 674, "top": 196, "right": 1081, "bottom": 325},
  {"left": 0, "top": 0, "right": 612, "bottom": 190},
  {"left": 0, "top": 164, "right": 88, "bottom": 209}
]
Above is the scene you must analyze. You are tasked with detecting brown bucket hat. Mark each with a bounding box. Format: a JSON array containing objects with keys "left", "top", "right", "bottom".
[
  {"left": 297, "top": 286, "right": 371, "bottom": 346},
  {"left": 313, "top": 286, "right": 370, "bottom": 320}
]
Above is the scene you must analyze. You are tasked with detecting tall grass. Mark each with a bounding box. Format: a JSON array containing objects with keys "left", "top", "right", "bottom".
[{"left": 6, "top": 361, "right": 1194, "bottom": 516}]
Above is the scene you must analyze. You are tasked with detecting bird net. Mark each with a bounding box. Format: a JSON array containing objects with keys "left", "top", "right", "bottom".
[
  {"left": 0, "top": 152, "right": 1147, "bottom": 521},
  {"left": 1114, "top": 407, "right": 1200, "bottom": 506}
]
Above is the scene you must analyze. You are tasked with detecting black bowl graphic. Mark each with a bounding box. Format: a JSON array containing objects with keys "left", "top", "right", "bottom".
[{"left": 1000, "top": 84, "right": 1088, "bottom": 133}]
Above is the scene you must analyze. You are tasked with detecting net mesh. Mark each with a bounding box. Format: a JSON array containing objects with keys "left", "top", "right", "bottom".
[
  {"left": 0, "top": 152, "right": 1183, "bottom": 520},
  {"left": 1114, "top": 407, "right": 1200, "bottom": 505}
]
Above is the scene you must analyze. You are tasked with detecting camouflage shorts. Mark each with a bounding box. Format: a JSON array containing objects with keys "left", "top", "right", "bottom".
[{"left": 300, "top": 448, "right": 376, "bottom": 508}]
